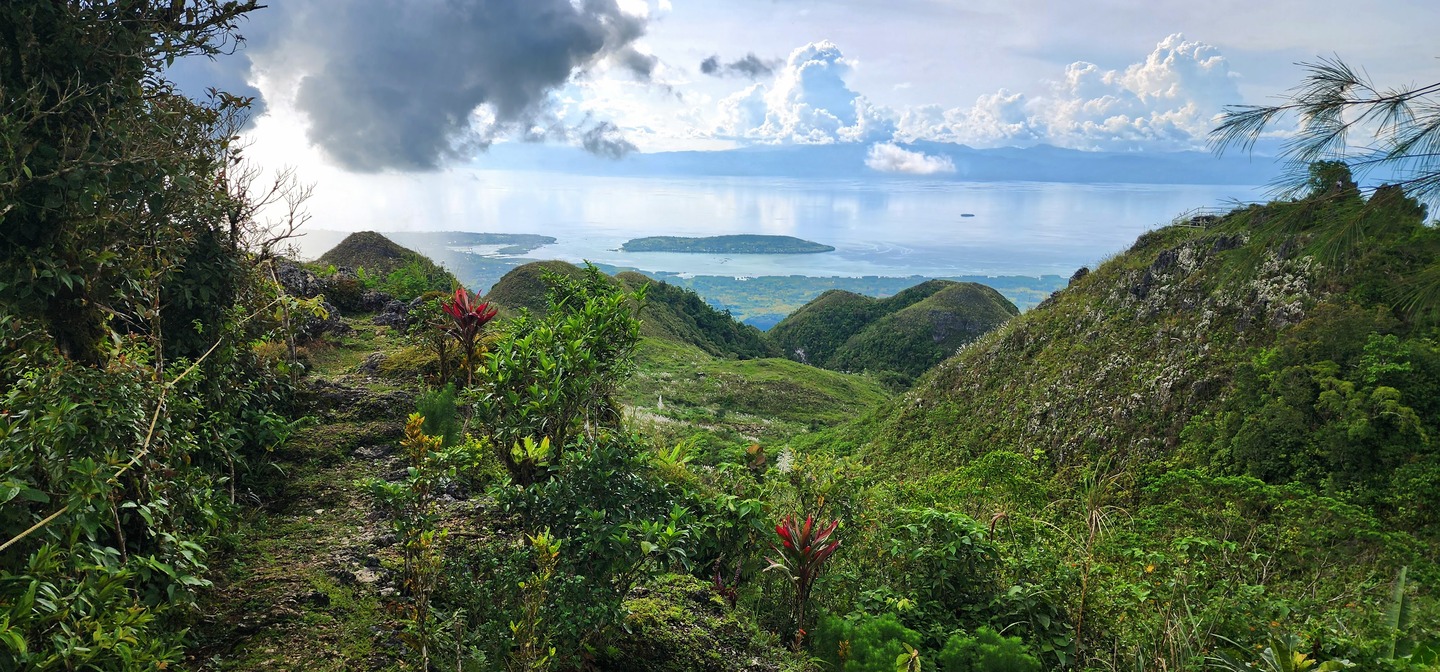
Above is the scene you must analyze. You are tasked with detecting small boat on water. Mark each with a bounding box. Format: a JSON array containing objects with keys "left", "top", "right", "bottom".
[{"left": 960, "top": 213, "right": 975, "bottom": 217}]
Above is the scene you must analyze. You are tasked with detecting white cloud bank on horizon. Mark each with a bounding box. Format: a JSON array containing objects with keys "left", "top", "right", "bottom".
[
  {"left": 865, "top": 143, "right": 956, "bottom": 174},
  {"left": 709, "top": 34, "right": 1240, "bottom": 152}
]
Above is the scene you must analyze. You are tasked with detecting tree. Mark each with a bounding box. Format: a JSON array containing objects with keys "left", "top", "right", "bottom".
[
  {"left": 1209, "top": 57, "right": 1440, "bottom": 319},
  {"left": 0, "top": 3, "right": 306, "bottom": 668},
  {"left": 0, "top": 0, "right": 262, "bottom": 365},
  {"left": 1210, "top": 57, "right": 1440, "bottom": 206}
]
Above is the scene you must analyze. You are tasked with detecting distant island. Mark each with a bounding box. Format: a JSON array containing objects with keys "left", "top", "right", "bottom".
[{"left": 621, "top": 234, "right": 835, "bottom": 254}]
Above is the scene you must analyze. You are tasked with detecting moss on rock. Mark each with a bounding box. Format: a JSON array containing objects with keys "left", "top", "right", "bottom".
[{"left": 600, "top": 574, "right": 787, "bottom": 672}]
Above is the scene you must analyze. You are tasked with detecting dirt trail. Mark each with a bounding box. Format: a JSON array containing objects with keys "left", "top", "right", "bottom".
[{"left": 189, "top": 323, "right": 415, "bottom": 671}]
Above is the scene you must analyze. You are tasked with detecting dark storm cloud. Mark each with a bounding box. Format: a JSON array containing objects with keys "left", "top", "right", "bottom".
[
  {"left": 167, "top": 0, "right": 651, "bottom": 171},
  {"left": 699, "top": 53, "right": 778, "bottom": 79},
  {"left": 288, "top": 0, "right": 651, "bottom": 171},
  {"left": 579, "top": 121, "right": 637, "bottom": 159}
]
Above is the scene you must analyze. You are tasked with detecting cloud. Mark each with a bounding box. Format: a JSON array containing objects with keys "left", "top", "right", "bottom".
[
  {"left": 865, "top": 143, "right": 955, "bottom": 174},
  {"left": 713, "top": 41, "right": 894, "bottom": 144},
  {"left": 894, "top": 34, "right": 1239, "bottom": 151},
  {"left": 704, "top": 35, "right": 1238, "bottom": 152},
  {"left": 290, "top": 0, "right": 655, "bottom": 171},
  {"left": 170, "top": 0, "right": 654, "bottom": 171},
  {"left": 700, "top": 53, "right": 779, "bottom": 79},
  {"left": 895, "top": 89, "right": 1042, "bottom": 147},
  {"left": 579, "top": 120, "right": 638, "bottom": 159}
]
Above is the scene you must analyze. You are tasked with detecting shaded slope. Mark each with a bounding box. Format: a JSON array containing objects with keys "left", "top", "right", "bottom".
[
  {"left": 766, "top": 289, "right": 880, "bottom": 366},
  {"left": 828, "top": 282, "right": 1018, "bottom": 378},
  {"left": 616, "top": 272, "right": 780, "bottom": 359}
]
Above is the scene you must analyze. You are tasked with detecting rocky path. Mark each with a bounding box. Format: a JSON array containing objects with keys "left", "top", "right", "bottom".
[{"left": 188, "top": 323, "right": 416, "bottom": 671}]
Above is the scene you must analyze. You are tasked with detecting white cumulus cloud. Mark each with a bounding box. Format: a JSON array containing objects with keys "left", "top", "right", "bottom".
[
  {"left": 1032, "top": 34, "right": 1239, "bottom": 150},
  {"left": 713, "top": 40, "right": 894, "bottom": 144},
  {"left": 707, "top": 34, "right": 1237, "bottom": 152},
  {"left": 865, "top": 143, "right": 955, "bottom": 174},
  {"left": 894, "top": 34, "right": 1239, "bottom": 151}
]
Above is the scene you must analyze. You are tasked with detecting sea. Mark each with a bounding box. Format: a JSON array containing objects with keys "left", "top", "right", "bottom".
[{"left": 299, "top": 169, "right": 1267, "bottom": 278}]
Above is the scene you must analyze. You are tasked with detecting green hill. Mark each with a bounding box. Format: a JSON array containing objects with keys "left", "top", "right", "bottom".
[
  {"left": 486, "top": 261, "right": 780, "bottom": 360},
  {"left": 851, "top": 186, "right": 1440, "bottom": 532},
  {"left": 481, "top": 259, "right": 585, "bottom": 315},
  {"left": 314, "top": 231, "right": 457, "bottom": 301},
  {"left": 829, "top": 282, "right": 1019, "bottom": 378},
  {"left": 615, "top": 272, "right": 780, "bottom": 359},
  {"left": 769, "top": 278, "right": 1017, "bottom": 382},
  {"left": 318, "top": 231, "right": 446, "bottom": 278}
]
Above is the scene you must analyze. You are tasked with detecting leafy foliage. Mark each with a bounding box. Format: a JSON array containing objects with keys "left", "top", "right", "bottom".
[
  {"left": 766, "top": 513, "right": 841, "bottom": 649},
  {"left": 440, "top": 286, "right": 498, "bottom": 387},
  {"left": 810, "top": 612, "right": 923, "bottom": 672},
  {"left": 473, "top": 264, "right": 645, "bottom": 485},
  {"left": 936, "top": 627, "right": 1042, "bottom": 672}
]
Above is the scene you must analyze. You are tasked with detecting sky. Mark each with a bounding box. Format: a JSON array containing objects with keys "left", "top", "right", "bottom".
[{"left": 168, "top": 0, "right": 1440, "bottom": 178}]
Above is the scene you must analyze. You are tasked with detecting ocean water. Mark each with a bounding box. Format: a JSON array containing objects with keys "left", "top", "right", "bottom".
[{"left": 302, "top": 169, "right": 1265, "bottom": 278}]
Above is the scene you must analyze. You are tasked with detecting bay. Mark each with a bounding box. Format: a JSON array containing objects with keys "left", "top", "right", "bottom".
[{"left": 300, "top": 169, "right": 1265, "bottom": 279}]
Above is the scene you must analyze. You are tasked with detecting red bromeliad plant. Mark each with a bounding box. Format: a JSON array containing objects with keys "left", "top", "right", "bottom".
[
  {"left": 765, "top": 513, "right": 841, "bottom": 651},
  {"left": 440, "top": 286, "right": 498, "bottom": 387}
]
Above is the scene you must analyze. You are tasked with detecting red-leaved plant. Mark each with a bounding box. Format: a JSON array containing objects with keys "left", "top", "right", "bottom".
[
  {"left": 440, "top": 287, "right": 498, "bottom": 387},
  {"left": 765, "top": 513, "right": 840, "bottom": 651}
]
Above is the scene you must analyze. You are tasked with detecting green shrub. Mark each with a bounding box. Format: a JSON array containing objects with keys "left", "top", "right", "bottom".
[
  {"left": 810, "top": 612, "right": 923, "bottom": 672},
  {"left": 382, "top": 259, "right": 452, "bottom": 301},
  {"left": 936, "top": 627, "right": 1041, "bottom": 672},
  {"left": 416, "top": 383, "right": 461, "bottom": 448},
  {"left": 489, "top": 433, "right": 692, "bottom": 666},
  {"left": 474, "top": 264, "right": 645, "bottom": 485}
]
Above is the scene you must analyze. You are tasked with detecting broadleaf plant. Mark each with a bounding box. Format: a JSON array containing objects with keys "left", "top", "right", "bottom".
[
  {"left": 439, "top": 286, "right": 498, "bottom": 387},
  {"left": 765, "top": 513, "right": 841, "bottom": 651}
]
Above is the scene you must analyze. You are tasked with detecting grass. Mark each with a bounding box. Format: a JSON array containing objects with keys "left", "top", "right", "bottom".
[{"left": 622, "top": 337, "right": 890, "bottom": 448}]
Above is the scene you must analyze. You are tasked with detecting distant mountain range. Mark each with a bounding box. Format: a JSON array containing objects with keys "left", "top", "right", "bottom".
[{"left": 477, "top": 141, "right": 1284, "bottom": 185}]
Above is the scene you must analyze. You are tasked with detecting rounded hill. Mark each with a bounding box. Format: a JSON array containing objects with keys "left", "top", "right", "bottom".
[
  {"left": 768, "top": 278, "right": 1017, "bottom": 384},
  {"left": 851, "top": 185, "right": 1440, "bottom": 537},
  {"left": 318, "top": 231, "right": 445, "bottom": 278},
  {"left": 486, "top": 261, "right": 777, "bottom": 360}
]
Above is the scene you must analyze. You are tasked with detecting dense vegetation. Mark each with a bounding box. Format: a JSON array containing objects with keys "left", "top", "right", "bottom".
[
  {"left": 4, "top": 4, "right": 1438, "bottom": 670},
  {"left": 770, "top": 279, "right": 1018, "bottom": 385},
  {"left": 805, "top": 172, "right": 1440, "bottom": 670},
  {"left": 621, "top": 234, "right": 836, "bottom": 254},
  {"left": 1, "top": 2, "right": 307, "bottom": 667}
]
